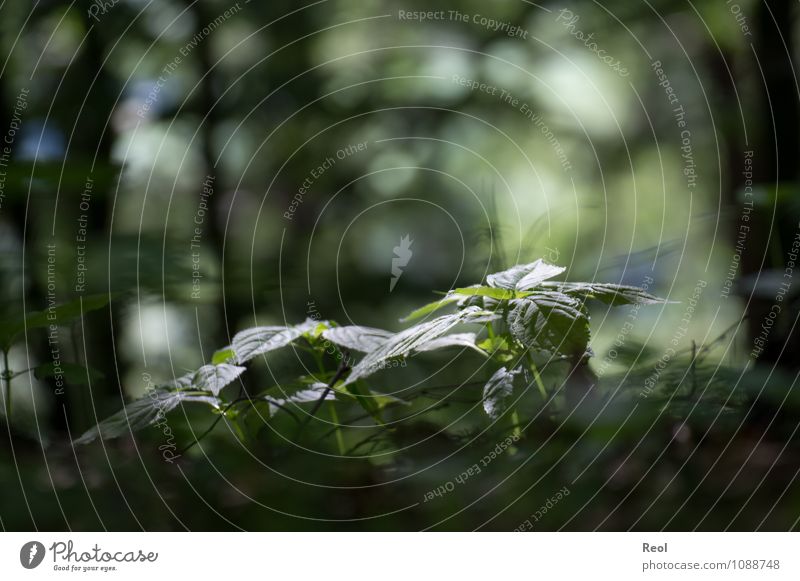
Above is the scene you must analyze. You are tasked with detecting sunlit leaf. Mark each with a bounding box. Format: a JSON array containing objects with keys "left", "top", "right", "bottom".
[
  {"left": 73, "top": 389, "right": 220, "bottom": 445},
  {"left": 347, "top": 307, "right": 498, "bottom": 385},
  {"left": 191, "top": 364, "right": 247, "bottom": 396},
  {"left": 322, "top": 326, "right": 392, "bottom": 352},
  {"left": 229, "top": 326, "right": 303, "bottom": 363},
  {"left": 487, "top": 260, "right": 565, "bottom": 291},
  {"left": 264, "top": 382, "right": 335, "bottom": 415},
  {"left": 507, "top": 293, "right": 590, "bottom": 357},
  {"left": 544, "top": 282, "right": 666, "bottom": 306},
  {"left": 414, "top": 332, "right": 485, "bottom": 355},
  {"left": 483, "top": 366, "right": 521, "bottom": 419},
  {"left": 451, "top": 286, "right": 521, "bottom": 300}
]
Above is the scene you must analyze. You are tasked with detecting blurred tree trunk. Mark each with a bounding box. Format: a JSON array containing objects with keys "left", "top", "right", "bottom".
[
  {"left": 35, "top": 11, "right": 122, "bottom": 435},
  {"left": 742, "top": 0, "right": 800, "bottom": 368}
]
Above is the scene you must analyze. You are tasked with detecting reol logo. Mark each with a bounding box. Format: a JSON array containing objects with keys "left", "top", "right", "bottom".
[{"left": 20, "top": 541, "right": 46, "bottom": 569}]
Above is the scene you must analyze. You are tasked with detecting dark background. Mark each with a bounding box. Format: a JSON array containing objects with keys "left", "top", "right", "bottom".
[{"left": 1, "top": 0, "right": 799, "bottom": 530}]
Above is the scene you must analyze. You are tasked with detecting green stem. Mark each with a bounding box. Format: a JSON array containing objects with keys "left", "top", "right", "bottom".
[
  {"left": 525, "top": 352, "right": 548, "bottom": 400},
  {"left": 2, "top": 348, "right": 11, "bottom": 422},
  {"left": 311, "top": 346, "right": 346, "bottom": 454},
  {"left": 328, "top": 402, "right": 345, "bottom": 455},
  {"left": 510, "top": 409, "right": 523, "bottom": 440}
]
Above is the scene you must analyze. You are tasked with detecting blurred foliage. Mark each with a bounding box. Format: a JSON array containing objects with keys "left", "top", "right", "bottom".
[{"left": 1, "top": 0, "right": 799, "bottom": 530}]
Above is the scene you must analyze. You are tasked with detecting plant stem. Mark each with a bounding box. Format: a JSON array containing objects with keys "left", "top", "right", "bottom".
[
  {"left": 328, "top": 402, "right": 345, "bottom": 455},
  {"left": 2, "top": 348, "right": 11, "bottom": 422},
  {"left": 510, "top": 409, "right": 523, "bottom": 440},
  {"left": 525, "top": 351, "right": 548, "bottom": 400}
]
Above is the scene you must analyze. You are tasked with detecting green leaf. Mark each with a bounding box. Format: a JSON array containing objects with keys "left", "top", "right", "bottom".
[
  {"left": 414, "top": 332, "right": 486, "bottom": 355},
  {"left": 191, "top": 364, "right": 247, "bottom": 396},
  {"left": 322, "top": 326, "right": 392, "bottom": 353},
  {"left": 487, "top": 260, "right": 565, "bottom": 291},
  {"left": 229, "top": 325, "right": 304, "bottom": 363},
  {"left": 347, "top": 307, "right": 498, "bottom": 385},
  {"left": 211, "top": 348, "right": 235, "bottom": 365},
  {"left": 264, "top": 383, "right": 335, "bottom": 415},
  {"left": 544, "top": 282, "right": 666, "bottom": 305},
  {"left": 477, "top": 336, "right": 512, "bottom": 360},
  {"left": 0, "top": 294, "right": 110, "bottom": 350},
  {"left": 507, "top": 293, "right": 590, "bottom": 357},
  {"left": 73, "top": 389, "right": 220, "bottom": 444},
  {"left": 400, "top": 296, "right": 459, "bottom": 322},
  {"left": 451, "top": 286, "right": 523, "bottom": 300},
  {"left": 33, "top": 362, "right": 105, "bottom": 386},
  {"left": 241, "top": 400, "right": 277, "bottom": 438},
  {"left": 483, "top": 367, "right": 521, "bottom": 419}
]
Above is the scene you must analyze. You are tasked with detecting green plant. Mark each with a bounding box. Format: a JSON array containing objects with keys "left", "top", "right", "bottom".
[{"left": 73, "top": 260, "right": 665, "bottom": 450}]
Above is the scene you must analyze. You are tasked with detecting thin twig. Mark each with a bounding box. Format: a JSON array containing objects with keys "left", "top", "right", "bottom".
[
  {"left": 178, "top": 399, "right": 243, "bottom": 455},
  {"left": 178, "top": 394, "right": 303, "bottom": 455},
  {"left": 298, "top": 356, "right": 351, "bottom": 433}
]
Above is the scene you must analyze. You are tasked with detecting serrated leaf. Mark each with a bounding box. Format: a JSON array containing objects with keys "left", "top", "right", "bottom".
[
  {"left": 487, "top": 260, "right": 565, "bottom": 291},
  {"left": 507, "top": 293, "right": 590, "bottom": 357},
  {"left": 73, "top": 389, "right": 220, "bottom": 444},
  {"left": 544, "top": 282, "right": 665, "bottom": 305},
  {"left": 322, "top": 326, "right": 393, "bottom": 353},
  {"left": 265, "top": 382, "right": 335, "bottom": 415},
  {"left": 163, "top": 371, "right": 194, "bottom": 390},
  {"left": 346, "top": 307, "right": 498, "bottom": 385},
  {"left": 191, "top": 364, "right": 246, "bottom": 396},
  {"left": 483, "top": 367, "right": 521, "bottom": 419},
  {"left": 229, "top": 325, "right": 304, "bottom": 363},
  {"left": 414, "top": 332, "right": 486, "bottom": 355}
]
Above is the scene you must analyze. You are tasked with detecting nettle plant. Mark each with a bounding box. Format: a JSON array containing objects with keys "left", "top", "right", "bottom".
[{"left": 74, "top": 260, "right": 664, "bottom": 450}]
